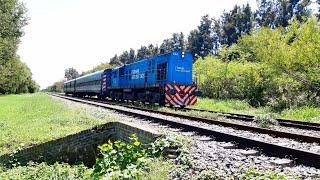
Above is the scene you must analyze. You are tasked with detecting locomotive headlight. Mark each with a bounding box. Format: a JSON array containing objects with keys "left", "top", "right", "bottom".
[{"left": 181, "top": 52, "right": 185, "bottom": 58}]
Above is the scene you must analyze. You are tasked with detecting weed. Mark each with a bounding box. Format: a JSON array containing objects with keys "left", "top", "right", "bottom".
[{"left": 253, "top": 114, "right": 279, "bottom": 128}]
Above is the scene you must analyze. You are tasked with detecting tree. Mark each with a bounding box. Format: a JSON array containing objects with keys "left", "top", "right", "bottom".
[
  {"left": 160, "top": 38, "right": 174, "bottom": 53},
  {"left": 317, "top": 0, "right": 320, "bottom": 19},
  {"left": 118, "top": 51, "right": 130, "bottom": 64},
  {"left": 136, "top": 46, "right": 148, "bottom": 59},
  {"left": 82, "top": 62, "right": 113, "bottom": 75},
  {"left": 255, "top": 0, "right": 311, "bottom": 28},
  {"left": 128, "top": 48, "right": 136, "bottom": 63},
  {"left": 217, "top": 4, "right": 253, "bottom": 46},
  {"left": 147, "top": 44, "right": 159, "bottom": 56},
  {"left": 172, "top": 32, "right": 185, "bottom": 51},
  {"left": 109, "top": 54, "right": 120, "bottom": 65},
  {"left": 0, "top": 0, "right": 38, "bottom": 94},
  {"left": 64, "top": 67, "right": 79, "bottom": 80},
  {"left": 44, "top": 80, "right": 64, "bottom": 92},
  {"left": 238, "top": 18, "right": 320, "bottom": 101},
  {"left": 187, "top": 15, "right": 214, "bottom": 58}
]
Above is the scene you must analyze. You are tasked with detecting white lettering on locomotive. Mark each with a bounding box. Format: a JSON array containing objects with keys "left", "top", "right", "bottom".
[{"left": 175, "top": 66, "right": 190, "bottom": 73}]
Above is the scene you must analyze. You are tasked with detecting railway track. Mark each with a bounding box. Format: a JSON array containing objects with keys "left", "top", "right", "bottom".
[
  {"left": 66, "top": 95, "right": 320, "bottom": 144},
  {"left": 182, "top": 107, "right": 320, "bottom": 131},
  {"left": 51, "top": 93, "right": 320, "bottom": 168}
]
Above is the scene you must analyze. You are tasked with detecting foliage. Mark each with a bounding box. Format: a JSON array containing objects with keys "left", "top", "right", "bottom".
[
  {"left": 187, "top": 15, "right": 214, "bottom": 58},
  {"left": 0, "top": 58, "right": 39, "bottom": 94},
  {"left": 91, "top": 134, "right": 147, "bottom": 179},
  {"left": 214, "top": 4, "right": 253, "bottom": 46},
  {"left": 64, "top": 67, "right": 79, "bottom": 80},
  {"left": 238, "top": 17, "right": 320, "bottom": 109},
  {"left": 0, "top": 0, "right": 38, "bottom": 94},
  {"left": 196, "top": 18, "right": 320, "bottom": 110},
  {"left": 82, "top": 62, "right": 114, "bottom": 75},
  {"left": 91, "top": 134, "right": 175, "bottom": 179},
  {"left": 0, "top": 162, "right": 89, "bottom": 180},
  {"left": 43, "top": 79, "right": 65, "bottom": 92},
  {"left": 253, "top": 114, "right": 279, "bottom": 128},
  {"left": 255, "top": 0, "right": 311, "bottom": 28},
  {"left": 194, "top": 57, "right": 271, "bottom": 106},
  {"left": 0, "top": 93, "right": 107, "bottom": 155},
  {"left": 242, "top": 168, "right": 287, "bottom": 180},
  {"left": 195, "top": 169, "right": 219, "bottom": 180}
]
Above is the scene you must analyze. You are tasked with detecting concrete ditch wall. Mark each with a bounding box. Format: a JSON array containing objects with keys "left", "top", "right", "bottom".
[{"left": 0, "top": 121, "right": 162, "bottom": 166}]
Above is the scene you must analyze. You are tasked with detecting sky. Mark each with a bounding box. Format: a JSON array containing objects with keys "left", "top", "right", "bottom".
[{"left": 18, "top": 0, "right": 257, "bottom": 89}]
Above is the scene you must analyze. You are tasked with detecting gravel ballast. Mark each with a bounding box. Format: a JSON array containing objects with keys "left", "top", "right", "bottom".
[{"left": 55, "top": 96, "right": 320, "bottom": 179}]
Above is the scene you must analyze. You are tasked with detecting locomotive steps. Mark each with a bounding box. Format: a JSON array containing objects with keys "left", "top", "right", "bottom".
[{"left": 51, "top": 94, "right": 320, "bottom": 168}]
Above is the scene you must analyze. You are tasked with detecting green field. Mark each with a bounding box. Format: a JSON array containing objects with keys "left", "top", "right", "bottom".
[{"left": 0, "top": 93, "right": 109, "bottom": 156}]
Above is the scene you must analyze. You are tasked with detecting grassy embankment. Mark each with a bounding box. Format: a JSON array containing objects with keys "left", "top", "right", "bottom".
[
  {"left": 123, "top": 97, "right": 320, "bottom": 123},
  {"left": 194, "top": 98, "right": 320, "bottom": 123},
  {"left": 0, "top": 93, "right": 171, "bottom": 179}
]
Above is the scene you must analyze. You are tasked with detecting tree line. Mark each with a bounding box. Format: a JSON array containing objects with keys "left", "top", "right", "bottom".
[
  {"left": 51, "top": 0, "right": 320, "bottom": 94},
  {"left": 107, "top": 0, "right": 319, "bottom": 65},
  {"left": 0, "top": 0, "right": 39, "bottom": 94}
]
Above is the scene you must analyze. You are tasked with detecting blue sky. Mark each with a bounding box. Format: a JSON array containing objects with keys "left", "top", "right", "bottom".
[{"left": 18, "top": 0, "right": 257, "bottom": 88}]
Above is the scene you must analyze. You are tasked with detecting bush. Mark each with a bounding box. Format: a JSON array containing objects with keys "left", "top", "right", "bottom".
[
  {"left": 91, "top": 134, "right": 175, "bottom": 179},
  {"left": 253, "top": 114, "right": 279, "bottom": 128},
  {"left": 91, "top": 134, "right": 147, "bottom": 179},
  {"left": 194, "top": 57, "right": 271, "bottom": 106},
  {"left": 194, "top": 18, "right": 320, "bottom": 110}
]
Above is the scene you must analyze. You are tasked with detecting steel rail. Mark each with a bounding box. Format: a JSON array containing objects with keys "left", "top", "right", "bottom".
[
  {"left": 51, "top": 94, "right": 320, "bottom": 168},
  {"left": 183, "top": 107, "right": 320, "bottom": 131},
  {"left": 70, "top": 95, "right": 320, "bottom": 144}
]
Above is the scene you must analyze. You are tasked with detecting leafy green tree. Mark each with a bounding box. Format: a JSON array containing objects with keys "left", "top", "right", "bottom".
[
  {"left": 255, "top": 0, "right": 311, "bottom": 28},
  {"left": 217, "top": 4, "right": 253, "bottom": 46},
  {"left": 0, "top": 0, "right": 38, "bottom": 94},
  {"left": 64, "top": 67, "right": 79, "bottom": 80},
  {"left": 187, "top": 15, "right": 214, "bottom": 58}
]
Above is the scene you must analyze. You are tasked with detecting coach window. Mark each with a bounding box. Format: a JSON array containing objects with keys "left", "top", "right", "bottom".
[{"left": 157, "top": 63, "right": 167, "bottom": 81}]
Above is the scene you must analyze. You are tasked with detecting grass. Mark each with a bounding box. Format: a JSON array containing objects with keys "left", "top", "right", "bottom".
[
  {"left": 116, "top": 97, "right": 319, "bottom": 123},
  {"left": 0, "top": 93, "right": 172, "bottom": 179},
  {"left": 193, "top": 97, "right": 320, "bottom": 123},
  {"left": 0, "top": 162, "right": 89, "bottom": 179},
  {"left": 0, "top": 93, "right": 109, "bottom": 156}
]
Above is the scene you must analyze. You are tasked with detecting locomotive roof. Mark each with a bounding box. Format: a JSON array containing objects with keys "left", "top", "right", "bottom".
[{"left": 63, "top": 51, "right": 190, "bottom": 84}]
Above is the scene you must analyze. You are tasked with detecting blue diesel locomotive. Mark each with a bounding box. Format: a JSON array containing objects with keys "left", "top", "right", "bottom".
[{"left": 64, "top": 51, "right": 200, "bottom": 107}]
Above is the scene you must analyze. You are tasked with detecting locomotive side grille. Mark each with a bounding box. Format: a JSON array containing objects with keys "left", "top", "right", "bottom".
[{"left": 165, "top": 84, "right": 197, "bottom": 106}]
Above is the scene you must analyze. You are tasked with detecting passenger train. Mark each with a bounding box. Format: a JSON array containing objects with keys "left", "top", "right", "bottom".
[{"left": 64, "top": 51, "right": 200, "bottom": 107}]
